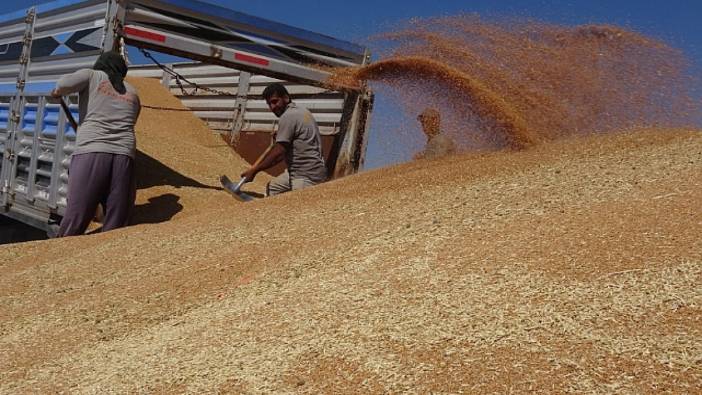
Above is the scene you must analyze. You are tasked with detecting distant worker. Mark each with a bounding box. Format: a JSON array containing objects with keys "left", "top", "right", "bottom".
[
  {"left": 51, "top": 51, "right": 141, "bottom": 237},
  {"left": 240, "top": 83, "right": 327, "bottom": 196},
  {"left": 415, "top": 108, "right": 456, "bottom": 160}
]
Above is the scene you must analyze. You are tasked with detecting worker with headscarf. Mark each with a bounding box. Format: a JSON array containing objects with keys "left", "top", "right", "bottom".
[
  {"left": 415, "top": 108, "right": 456, "bottom": 160},
  {"left": 50, "top": 50, "right": 141, "bottom": 237}
]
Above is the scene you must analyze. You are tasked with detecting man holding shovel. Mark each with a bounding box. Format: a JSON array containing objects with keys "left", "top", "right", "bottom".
[
  {"left": 51, "top": 51, "right": 141, "bottom": 236},
  {"left": 239, "top": 83, "right": 327, "bottom": 196}
]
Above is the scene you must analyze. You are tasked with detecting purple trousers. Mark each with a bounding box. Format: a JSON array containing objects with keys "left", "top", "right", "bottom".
[{"left": 58, "top": 152, "right": 135, "bottom": 237}]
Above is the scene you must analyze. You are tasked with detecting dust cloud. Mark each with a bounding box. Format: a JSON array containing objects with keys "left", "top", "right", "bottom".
[{"left": 329, "top": 15, "right": 700, "bottom": 155}]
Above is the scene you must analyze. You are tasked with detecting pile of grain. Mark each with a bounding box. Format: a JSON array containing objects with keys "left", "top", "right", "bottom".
[
  {"left": 1, "top": 19, "right": 700, "bottom": 394},
  {"left": 126, "top": 77, "right": 269, "bottom": 224},
  {"left": 1, "top": 127, "right": 700, "bottom": 393}
]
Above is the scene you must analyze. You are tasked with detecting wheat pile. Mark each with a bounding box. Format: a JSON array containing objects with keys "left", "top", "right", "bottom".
[
  {"left": 1, "top": 113, "right": 700, "bottom": 393},
  {"left": 127, "top": 77, "right": 270, "bottom": 225}
]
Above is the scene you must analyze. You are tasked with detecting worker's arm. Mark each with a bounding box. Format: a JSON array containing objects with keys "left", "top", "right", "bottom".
[
  {"left": 241, "top": 110, "right": 297, "bottom": 182},
  {"left": 240, "top": 142, "right": 287, "bottom": 182},
  {"left": 51, "top": 69, "right": 91, "bottom": 97}
]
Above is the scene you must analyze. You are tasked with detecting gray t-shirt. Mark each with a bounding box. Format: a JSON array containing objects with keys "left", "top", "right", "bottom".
[
  {"left": 55, "top": 69, "right": 140, "bottom": 158},
  {"left": 275, "top": 102, "right": 327, "bottom": 183}
]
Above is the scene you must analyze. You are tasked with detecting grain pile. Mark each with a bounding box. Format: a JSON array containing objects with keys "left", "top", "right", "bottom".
[
  {"left": 1, "top": 18, "right": 701, "bottom": 394},
  {"left": 126, "top": 77, "right": 269, "bottom": 224},
  {"left": 1, "top": 127, "right": 700, "bottom": 393}
]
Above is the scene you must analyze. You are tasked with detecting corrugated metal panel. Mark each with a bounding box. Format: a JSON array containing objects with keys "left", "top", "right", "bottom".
[
  {"left": 0, "top": 0, "right": 107, "bottom": 87},
  {"left": 0, "top": 1, "right": 104, "bottom": 230},
  {"left": 0, "top": 16, "right": 30, "bottom": 86},
  {"left": 11, "top": 96, "right": 77, "bottom": 209},
  {"left": 129, "top": 62, "right": 345, "bottom": 135},
  {"left": 1, "top": 94, "right": 77, "bottom": 223},
  {"left": 0, "top": 97, "right": 11, "bottom": 163},
  {"left": 27, "top": 0, "right": 107, "bottom": 85}
]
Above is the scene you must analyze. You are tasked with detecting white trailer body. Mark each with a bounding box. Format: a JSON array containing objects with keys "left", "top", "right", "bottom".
[{"left": 0, "top": 0, "right": 372, "bottom": 232}]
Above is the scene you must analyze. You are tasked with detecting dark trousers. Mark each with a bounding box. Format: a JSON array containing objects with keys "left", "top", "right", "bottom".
[{"left": 58, "top": 152, "right": 135, "bottom": 237}]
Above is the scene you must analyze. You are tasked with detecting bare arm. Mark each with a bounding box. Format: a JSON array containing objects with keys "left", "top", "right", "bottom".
[
  {"left": 240, "top": 142, "right": 287, "bottom": 182},
  {"left": 52, "top": 69, "right": 91, "bottom": 97}
]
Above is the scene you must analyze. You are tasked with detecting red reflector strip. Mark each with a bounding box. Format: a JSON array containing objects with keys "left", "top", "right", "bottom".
[
  {"left": 235, "top": 53, "right": 269, "bottom": 66},
  {"left": 124, "top": 26, "right": 166, "bottom": 43}
]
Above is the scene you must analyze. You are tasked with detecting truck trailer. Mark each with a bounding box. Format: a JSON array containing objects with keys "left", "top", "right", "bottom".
[{"left": 0, "top": 0, "right": 372, "bottom": 233}]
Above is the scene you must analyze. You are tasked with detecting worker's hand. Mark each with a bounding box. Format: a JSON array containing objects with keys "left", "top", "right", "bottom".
[
  {"left": 241, "top": 168, "right": 258, "bottom": 183},
  {"left": 47, "top": 89, "right": 62, "bottom": 103}
]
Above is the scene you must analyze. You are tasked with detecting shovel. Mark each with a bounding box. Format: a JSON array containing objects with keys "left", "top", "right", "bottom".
[
  {"left": 220, "top": 140, "right": 275, "bottom": 202},
  {"left": 219, "top": 174, "right": 255, "bottom": 202}
]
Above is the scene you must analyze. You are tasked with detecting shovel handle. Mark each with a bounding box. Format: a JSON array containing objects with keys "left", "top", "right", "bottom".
[
  {"left": 235, "top": 135, "right": 276, "bottom": 190},
  {"left": 233, "top": 176, "right": 247, "bottom": 193},
  {"left": 251, "top": 139, "right": 276, "bottom": 168},
  {"left": 240, "top": 138, "right": 276, "bottom": 185},
  {"left": 59, "top": 98, "right": 79, "bottom": 131}
]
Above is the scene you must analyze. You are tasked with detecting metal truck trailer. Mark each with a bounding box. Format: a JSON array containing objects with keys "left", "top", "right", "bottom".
[{"left": 0, "top": 0, "right": 372, "bottom": 233}]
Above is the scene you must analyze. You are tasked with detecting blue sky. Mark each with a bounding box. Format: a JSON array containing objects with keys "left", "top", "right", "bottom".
[
  {"left": 5, "top": 0, "right": 699, "bottom": 64},
  {"left": 3, "top": 0, "right": 701, "bottom": 168},
  {"left": 211, "top": 1, "right": 702, "bottom": 65}
]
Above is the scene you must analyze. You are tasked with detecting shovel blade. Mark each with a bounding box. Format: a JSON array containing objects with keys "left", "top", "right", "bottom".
[{"left": 219, "top": 175, "right": 255, "bottom": 202}]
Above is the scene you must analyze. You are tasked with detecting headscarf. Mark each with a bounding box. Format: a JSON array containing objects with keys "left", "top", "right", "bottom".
[
  {"left": 93, "top": 51, "right": 128, "bottom": 94},
  {"left": 417, "top": 108, "right": 441, "bottom": 137}
]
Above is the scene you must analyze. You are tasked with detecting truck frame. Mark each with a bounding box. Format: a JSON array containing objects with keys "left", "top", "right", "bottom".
[{"left": 0, "top": 0, "right": 372, "bottom": 233}]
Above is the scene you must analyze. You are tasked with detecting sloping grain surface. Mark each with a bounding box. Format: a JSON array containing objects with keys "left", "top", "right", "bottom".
[
  {"left": 1, "top": 123, "right": 700, "bottom": 393},
  {"left": 128, "top": 77, "right": 270, "bottom": 224}
]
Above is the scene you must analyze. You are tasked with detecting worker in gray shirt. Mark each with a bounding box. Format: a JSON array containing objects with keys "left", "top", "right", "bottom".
[
  {"left": 241, "top": 83, "right": 327, "bottom": 196},
  {"left": 51, "top": 51, "right": 141, "bottom": 236}
]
